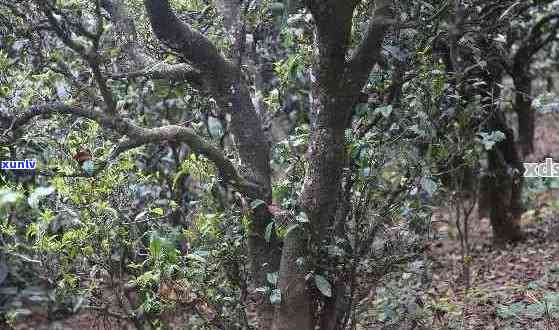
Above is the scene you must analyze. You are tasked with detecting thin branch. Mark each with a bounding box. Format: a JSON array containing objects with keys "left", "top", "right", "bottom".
[
  {"left": 525, "top": 13, "right": 559, "bottom": 56},
  {"left": 41, "top": 3, "right": 88, "bottom": 55},
  {"left": 7, "top": 252, "right": 42, "bottom": 264},
  {"left": 38, "top": 1, "right": 117, "bottom": 114}
]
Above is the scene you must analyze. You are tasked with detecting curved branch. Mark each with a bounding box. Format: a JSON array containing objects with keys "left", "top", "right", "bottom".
[
  {"left": 143, "top": 0, "right": 235, "bottom": 77},
  {"left": 513, "top": 13, "right": 559, "bottom": 69},
  {"left": 131, "top": 126, "right": 263, "bottom": 196},
  {"left": 4, "top": 103, "right": 131, "bottom": 133},
  {"left": 102, "top": 0, "right": 204, "bottom": 89},
  {"left": 346, "top": 0, "right": 395, "bottom": 89},
  {"left": 143, "top": 0, "right": 272, "bottom": 195},
  {"left": 1, "top": 102, "right": 263, "bottom": 198}
]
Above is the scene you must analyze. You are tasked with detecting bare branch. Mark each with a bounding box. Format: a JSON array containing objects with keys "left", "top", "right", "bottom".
[
  {"left": 3, "top": 103, "right": 129, "bottom": 132},
  {"left": 89, "top": 57, "right": 117, "bottom": 114},
  {"left": 40, "top": 3, "right": 89, "bottom": 55},
  {"left": 131, "top": 126, "right": 263, "bottom": 196},
  {"left": 523, "top": 13, "right": 559, "bottom": 57},
  {"left": 102, "top": 2, "right": 204, "bottom": 89}
]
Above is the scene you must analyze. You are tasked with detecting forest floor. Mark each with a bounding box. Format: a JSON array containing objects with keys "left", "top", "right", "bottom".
[
  {"left": 426, "top": 193, "right": 559, "bottom": 330},
  {"left": 361, "top": 187, "right": 559, "bottom": 330},
  {"left": 422, "top": 110, "right": 559, "bottom": 330}
]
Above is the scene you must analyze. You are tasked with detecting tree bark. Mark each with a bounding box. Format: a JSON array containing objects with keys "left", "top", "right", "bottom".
[
  {"left": 272, "top": 226, "right": 315, "bottom": 330},
  {"left": 486, "top": 110, "right": 524, "bottom": 245},
  {"left": 272, "top": 0, "right": 355, "bottom": 327},
  {"left": 513, "top": 72, "right": 535, "bottom": 156},
  {"left": 480, "top": 54, "right": 524, "bottom": 245},
  {"left": 141, "top": 1, "right": 393, "bottom": 328},
  {"left": 510, "top": 13, "right": 559, "bottom": 156},
  {"left": 272, "top": 1, "right": 393, "bottom": 328}
]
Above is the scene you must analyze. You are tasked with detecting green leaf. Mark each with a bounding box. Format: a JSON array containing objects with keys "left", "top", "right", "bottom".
[
  {"left": 270, "top": 289, "right": 282, "bottom": 305},
  {"left": 548, "top": 178, "right": 559, "bottom": 189},
  {"left": 409, "top": 124, "right": 426, "bottom": 137},
  {"left": 208, "top": 116, "right": 224, "bottom": 138},
  {"left": 525, "top": 302, "right": 545, "bottom": 319},
  {"left": 186, "top": 253, "right": 207, "bottom": 263},
  {"left": 255, "top": 286, "right": 269, "bottom": 294},
  {"left": 544, "top": 292, "right": 559, "bottom": 305},
  {"left": 285, "top": 224, "right": 299, "bottom": 236},
  {"left": 327, "top": 245, "right": 345, "bottom": 257},
  {"left": 149, "top": 232, "right": 162, "bottom": 258},
  {"left": 295, "top": 212, "right": 309, "bottom": 223},
  {"left": 0, "top": 189, "right": 22, "bottom": 206},
  {"left": 150, "top": 208, "right": 164, "bottom": 216},
  {"left": 420, "top": 177, "right": 438, "bottom": 197},
  {"left": 314, "top": 274, "right": 332, "bottom": 297},
  {"left": 264, "top": 221, "right": 275, "bottom": 242},
  {"left": 27, "top": 186, "right": 55, "bottom": 209},
  {"left": 250, "top": 199, "right": 266, "bottom": 209},
  {"left": 270, "top": 2, "right": 284, "bottom": 15},
  {"left": 354, "top": 103, "right": 369, "bottom": 116},
  {"left": 478, "top": 131, "right": 506, "bottom": 150},
  {"left": 496, "top": 302, "right": 525, "bottom": 319},
  {"left": 267, "top": 272, "right": 279, "bottom": 285},
  {"left": 375, "top": 105, "right": 393, "bottom": 118}
]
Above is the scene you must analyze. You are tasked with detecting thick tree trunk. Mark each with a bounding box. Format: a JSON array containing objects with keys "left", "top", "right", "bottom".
[
  {"left": 486, "top": 111, "right": 524, "bottom": 245},
  {"left": 141, "top": 1, "right": 392, "bottom": 328},
  {"left": 475, "top": 39, "right": 524, "bottom": 246},
  {"left": 320, "top": 280, "right": 351, "bottom": 330},
  {"left": 478, "top": 175, "right": 490, "bottom": 219},
  {"left": 479, "top": 119, "right": 524, "bottom": 246},
  {"left": 514, "top": 74, "right": 535, "bottom": 156},
  {"left": 272, "top": 95, "right": 352, "bottom": 330},
  {"left": 483, "top": 75, "right": 524, "bottom": 244},
  {"left": 214, "top": 71, "right": 281, "bottom": 330},
  {"left": 272, "top": 226, "right": 315, "bottom": 330},
  {"left": 509, "top": 12, "right": 559, "bottom": 157},
  {"left": 271, "top": 1, "right": 392, "bottom": 328},
  {"left": 319, "top": 165, "right": 354, "bottom": 330},
  {"left": 465, "top": 42, "right": 524, "bottom": 246},
  {"left": 272, "top": 1, "right": 356, "bottom": 328}
]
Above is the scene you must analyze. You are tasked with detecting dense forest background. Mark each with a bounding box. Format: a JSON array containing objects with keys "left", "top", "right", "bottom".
[{"left": 1, "top": 0, "right": 559, "bottom": 329}]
